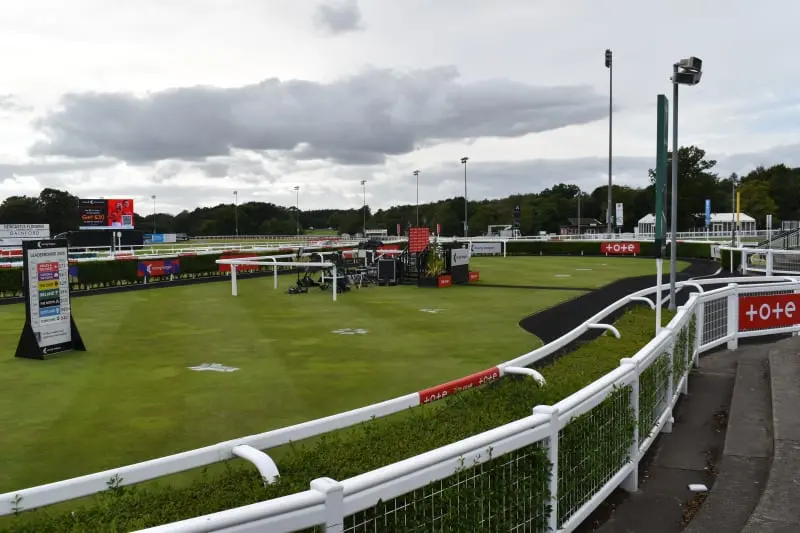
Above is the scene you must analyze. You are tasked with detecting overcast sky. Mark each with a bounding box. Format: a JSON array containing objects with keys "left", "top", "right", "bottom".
[{"left": 2, "top": 0, "right": 799, "bottom": 215}]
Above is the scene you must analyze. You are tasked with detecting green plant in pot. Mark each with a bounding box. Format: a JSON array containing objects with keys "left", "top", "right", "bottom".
[{"left": 424, "top": 247, "right": 446, "bottom": 277}]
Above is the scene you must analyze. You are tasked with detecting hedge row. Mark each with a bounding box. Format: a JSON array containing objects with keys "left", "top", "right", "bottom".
[
  {"left": 504, "top": 240, "right": 713, "bottom": 260},
  {"left": 0, "top": 249, "right": 348, "bottom": 298},
  {"left": 6, "top": 306, "right": 678, "bottom": 532}
]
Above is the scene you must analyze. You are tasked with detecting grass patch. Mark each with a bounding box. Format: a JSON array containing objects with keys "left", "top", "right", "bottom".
[{"left": 4, "top": 306, "right": 674, "bottom": 532}]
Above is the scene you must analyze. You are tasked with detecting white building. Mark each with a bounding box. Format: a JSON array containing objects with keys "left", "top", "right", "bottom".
[{"left": 636, "top": 212, "right": 756, "bottom": 234}]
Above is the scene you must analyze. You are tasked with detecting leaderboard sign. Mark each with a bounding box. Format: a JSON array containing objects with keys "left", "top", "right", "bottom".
[
  {"left": 15, "top": 239, "right": 85, "bottom": 359},
  {"left": 79, "top": 198, "right": 135, "bottom": 230}
]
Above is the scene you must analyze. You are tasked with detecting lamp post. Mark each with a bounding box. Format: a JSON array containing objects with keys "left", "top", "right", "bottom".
[
  {"left": 151, "top": 194, "right": 156, "bottom": 233},
  {"left": 413, "top": 170, "right": 420, "bottom": 226},
  {"left": 233, "top": 190, "right": 239, "bottom": 237},
  {"left": 293, "top": 186, "right": 300, "bottom": 235},
  {"left": 605, "top": 49, "right": 613, "bottom": 234},
  {"left": 461, "top": 157, "right": 469, "bottom": 237},
  {"left": 577, "top": 191, "right": 581, "bottom": 236},
  {"left": 360, "top": 180, "right": 367, "bottom": 236},
  {"left": 668, "top": 56, "right": 703, "bottom": 311}
]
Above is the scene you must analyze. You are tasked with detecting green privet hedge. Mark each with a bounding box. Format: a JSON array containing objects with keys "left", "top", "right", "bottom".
[
  {"left": 504, "top": 240, "right": 712, "bottom": 260},
  {"left": 5, "top": 307, "right": 673, "bottom": 532}
]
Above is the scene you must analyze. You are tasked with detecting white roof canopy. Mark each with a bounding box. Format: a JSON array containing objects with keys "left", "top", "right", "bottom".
[{"left": 637, "top": 212, "right": 755, "bottom": 224}]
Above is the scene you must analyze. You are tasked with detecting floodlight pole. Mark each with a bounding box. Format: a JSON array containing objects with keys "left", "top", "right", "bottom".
[
  {"left": 151, "top": 194, "right": 156, "bottom": 233},
  {"left": 360, "top": 180, "right": 367, "bottom": 235},
  {"left": 294, "top": 186, "right": 300, "bottom": 235},
  {"left": 461, "top": 157, "right": 469, "bottom": 237},
  {"left": 669, "top": 64, "right": 679, "bottom": 311},
  {"left": 577, "top": 192, "right": 581, "bottom": 236},
  {"left": 234, "top": 190, "right": 239, "bottom": 238},
  {"left": 415, "top": 170, "right": 420, "bottom": 226},
  {"left": 605, "top": 49, "right": 613, "bottom": 234}
]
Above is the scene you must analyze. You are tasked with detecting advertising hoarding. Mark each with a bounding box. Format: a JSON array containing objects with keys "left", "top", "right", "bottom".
[
  {"left": 79, "top": 198, "right": 135, "bottom": 230},
  {"left": 0, "top": 224, "right": 50, "bottom": 246},
  {"left": 470, "top": 242, "right": 502, "bottom": 255},
  {"left": 738, "top": 294, "right": 800, "bottom": 331},
  {"left": 15, "top": 239, "right": 85, "bottom": 359},
  {"left": 602, "top": 242, "right": 640, "bottom": 255}
]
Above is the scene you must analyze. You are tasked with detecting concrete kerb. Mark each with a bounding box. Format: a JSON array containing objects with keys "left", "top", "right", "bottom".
[{"left": 740, "top": 338, "right": 800, "bottom": 531}]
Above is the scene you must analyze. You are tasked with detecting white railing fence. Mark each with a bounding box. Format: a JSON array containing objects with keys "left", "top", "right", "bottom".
[
  {"left": 4, "top": 275, "right": 798, "bottom": 532},
  {"left": 132, "top": 276, "right": 799, "bottom": 533},
  {"left": 737, "top": 247, "right": 800, "bottom": 276}
]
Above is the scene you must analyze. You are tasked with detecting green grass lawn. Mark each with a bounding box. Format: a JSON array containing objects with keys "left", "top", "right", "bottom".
[
  {"left": 471, "top": 256, "right": 689, "bottom": 288},
  {"left": 0, "top": 256, "right": 682, "bottom": 495},
  {"left": 0, "top": 272, "right": 574, "bottom": 493}
]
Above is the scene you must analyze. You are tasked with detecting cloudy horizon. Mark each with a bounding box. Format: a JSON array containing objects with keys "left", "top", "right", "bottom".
[{"left": 1, "top": 0, "right": 799, "bottom": 215}]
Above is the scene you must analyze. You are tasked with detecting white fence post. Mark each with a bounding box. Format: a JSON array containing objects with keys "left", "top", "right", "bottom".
[
  {"left": 726, "top": 284, "right": 739, "bottom": 350},
  {"left": 619, "top": 358, "right": 639, "bottom": 492},
  {"left": 231, "top": 264, "right": 238, "bottom": 296},
  {"left": 662, "top": 330, "right": 674, "bottom": 434},
  {"left": 273, "top": 264, "right": 278, "bottom": 290},
  {"left": 766, "top": 249, "right": 774, "bottom": 276},
  {"left": 533, "top": 405, "right": 560, "bottom": 531},
  {"left": 310, "top": 477, "right": 344, "bottom": 533},
  {"left": 677, "top": 306, "right": 690, "bottom": 395},
  {"left": 694, "top": 302, "right": 704, "bottom": 367},
  {"left": 740, "top": 249, "right": 748, "bottom": 275}
]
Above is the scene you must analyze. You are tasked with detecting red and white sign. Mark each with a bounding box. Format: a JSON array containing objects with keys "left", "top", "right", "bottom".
[
  {"left": 738, "top": 294, "right": 800, "bottom": 331},
  {"left": 397, "top": 223, "right": 401, "bottom": 236},
  {"left": 437, "top": 274, "right": 452, "bottom": 288},
  {"left": 602, "top": 242, "right": 640, "bottom": 255},
  {"left": 468, "top": 271, "right": 480, "bottom": 282},
  {"left": 436, "top": 223, "right": 441, "bottom": 235},
  {"left": 418, "top": 367, "right": 500, "bottom": 404}
]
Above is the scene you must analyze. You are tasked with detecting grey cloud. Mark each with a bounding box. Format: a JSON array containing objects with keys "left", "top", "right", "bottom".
[
  {"left": 313, "top": 0, "right": 363, "bottom": 35},
  {"left": 0, "top": 158, "right": 116, "bottom": 181},
  {"left": 194, "top": 156, "right": 275, "bottom": 184},
  {"left": 30, "top": 66, "right": 609, "bottom": 166},
  {"left": 0, "top": 94, "right": 32, "bottom": 113}
]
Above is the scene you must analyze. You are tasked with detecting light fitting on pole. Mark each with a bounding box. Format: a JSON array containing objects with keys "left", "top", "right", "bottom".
[{"left": 672, "top": 56, "right": 703, "bottom": 86}]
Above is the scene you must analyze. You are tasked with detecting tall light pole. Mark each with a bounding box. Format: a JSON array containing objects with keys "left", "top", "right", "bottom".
[
  {"left": 151, "top": 194, "right": 156, "bottom": 234},
  {"left": 668, "top": 56, "right": 703, "bottom": 310},
  {"left": 577, "top": 191, "right": 581, "bottom": 236},
  {"left": 293, "top": 186, "right": 300, "bottom": 235},
  {"left": 461, "top": 157, "right": 469, "bottom": 237},
  {"left": 604, "top": 49, "right": 614, "bottom": 234},
  {"left": 360, "top": 180, "right": 367, "bottom": 235},
  {"left": 233, "top": 190, "right": 239, "bottom": 237},
  {"left": 413, "top": 170, "right": 420, "bottom": 226}
]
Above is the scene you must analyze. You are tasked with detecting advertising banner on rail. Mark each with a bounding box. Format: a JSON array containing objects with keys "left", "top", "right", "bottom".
[
  {"left": 470, "top": 242, "right": 502, "bottom": 255},
  {"left": 137, "top": 259, "right": 180, "bottom": 277},
  {"left": 0, "top": 224, "right": 50, "bottom": 246},
  {"left": 218, "top": 254, "right": 262, "bottom": 272},
  {"left": 15, "top": 239, "right": 85, "bottom": 359},
  {"left": 738, "top": 293, "right": 800, "bottom": 331},
  {"left": 79, "top": 198, "right": 135, "bottom": 230},
  {"left": 601, "top": 242, "right": 640, "bottom": 255}
]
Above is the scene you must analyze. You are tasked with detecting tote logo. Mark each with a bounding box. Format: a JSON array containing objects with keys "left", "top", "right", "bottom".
[
  {"left": 602, "top": 242, "right": 640, "bottom": 255},
  {"left": 739, "top": 294, "right": 800, "bottom": 331}
]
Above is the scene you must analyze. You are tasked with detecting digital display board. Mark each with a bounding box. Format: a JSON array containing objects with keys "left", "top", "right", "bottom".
[
  {"left": 15, "top": 239, "right": 85, "bottom": 359},
  {"left": 79, "top": 198, "right": 135, "bottom": 230}
]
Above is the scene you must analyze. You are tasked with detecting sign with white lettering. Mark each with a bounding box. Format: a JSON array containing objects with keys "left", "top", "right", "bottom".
[
  {"left": 602, "top": 242, "right": 640, "bottom": 255},
  {"left": 738, "top": 294, "right": 800, "bottom": 331}
]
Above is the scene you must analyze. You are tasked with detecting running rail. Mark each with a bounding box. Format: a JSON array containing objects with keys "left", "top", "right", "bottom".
[{"left": 0, "top": 275, "right": 795, "bottom": 516}]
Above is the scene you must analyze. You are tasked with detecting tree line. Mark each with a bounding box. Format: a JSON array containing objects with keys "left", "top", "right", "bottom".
[{"left": 0, "top": 145, "right": 798, "bottom": 237}]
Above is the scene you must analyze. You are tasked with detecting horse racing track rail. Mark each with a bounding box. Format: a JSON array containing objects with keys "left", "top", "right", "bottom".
[{"left": 2, "top": 275, "right": 798, "bottom": 532}]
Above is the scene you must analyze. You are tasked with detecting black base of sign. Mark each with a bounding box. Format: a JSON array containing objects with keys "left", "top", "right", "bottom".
[{"left": 15, "top": 317, "right": 86, "bottom": 360}]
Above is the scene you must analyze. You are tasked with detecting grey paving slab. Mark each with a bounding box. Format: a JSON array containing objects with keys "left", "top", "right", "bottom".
[
  {"left": 724, "top": 348, "right": 772, "bottom": 459},
  {"left": 746, "top": 439, "right": 800, "bottom": 526},
  {"left": 768, "top": 341, "right": 800, "bottom": 443}
]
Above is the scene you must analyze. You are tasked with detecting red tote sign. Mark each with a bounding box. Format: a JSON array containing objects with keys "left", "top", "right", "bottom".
[
  {"left": 468, "top": 271, "right": 480, "bottom": 282},
  {"left": 418, "top": 367, "right": 500, "bottom": 404},
  {"left": 739, "top": 294, "right": 800, "bottom": 331},
  {"left": 437, "top": 274, "right": 452, "bottom": 288},
  {"left": 602, "top": 242, "right": 640, "bottom": 255}
]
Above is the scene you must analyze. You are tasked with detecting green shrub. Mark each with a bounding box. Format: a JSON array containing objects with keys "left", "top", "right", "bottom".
[{"left": 5, "top": 306, "right": 672, "bottom": 532}]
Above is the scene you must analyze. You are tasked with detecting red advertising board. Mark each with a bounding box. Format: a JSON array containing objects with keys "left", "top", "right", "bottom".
[
  {"left": 437, "top": 274, "right": 452, "bottom": 288},
  {"left": 602, "top": 242, "right": 640, "bottom": 255},
  {"left": 397, "top": 223, "right": 401, "bottom": 236},
  {"left": 419, "top": 367, "right": 501, "bottom": 404},
  {"left": 738, "top": 293, "right": 800, "bottom": 331},
  {"left": 408, "top": 227, "right": 430, "bottom": 253},
  {"left": 468, "top": 271, "right": 480, "bottom": 282},
  {"left": 436, "top": 223, "right": 441, "bottom": 235}
]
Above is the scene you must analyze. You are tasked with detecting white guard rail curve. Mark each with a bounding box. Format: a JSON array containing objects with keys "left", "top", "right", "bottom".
[{"left": 3, "top": 275, "right": 799, "bottom": 532}]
